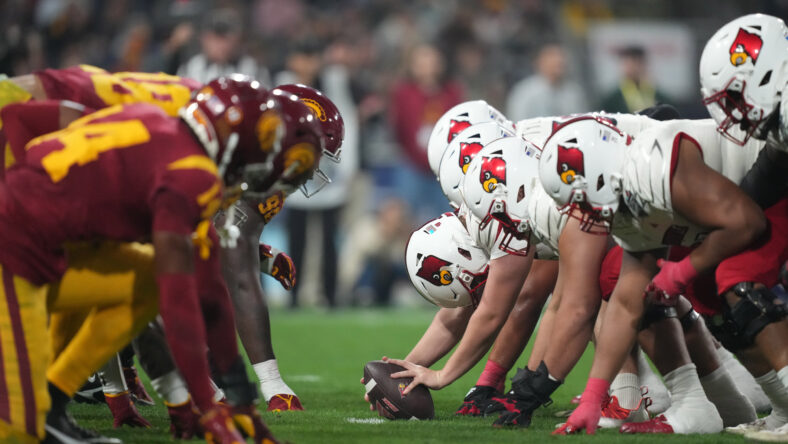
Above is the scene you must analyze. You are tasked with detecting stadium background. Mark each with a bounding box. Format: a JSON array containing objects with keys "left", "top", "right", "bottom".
[{"left": 0, "top": 1, "right": 783, "bottom": 442}]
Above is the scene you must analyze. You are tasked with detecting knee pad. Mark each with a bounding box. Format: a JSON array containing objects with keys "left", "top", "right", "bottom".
[
  {"left": 706, "top": 282, "right": 788, "bottom": 351},
  {"left": 639, "top": 304, "right": 678, "bottom": 330},
  {"left": 679, "top": 308, "right": 700, "bottom": 332}
]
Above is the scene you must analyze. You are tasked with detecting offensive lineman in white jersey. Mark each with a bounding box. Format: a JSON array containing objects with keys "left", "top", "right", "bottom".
[
  {"left": 700, "top": 13, "right": 788, "bottom": 440},
  {"left": 467, "top": 114, "right": 760, "bottom": 431},
  {"left": 539, "top": 115, "right": 773, "bottom": 434}
]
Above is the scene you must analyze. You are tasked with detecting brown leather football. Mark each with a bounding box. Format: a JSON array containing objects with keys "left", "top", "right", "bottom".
[{"left": 362, "top": 360, "right": 434, "bottom": 420}]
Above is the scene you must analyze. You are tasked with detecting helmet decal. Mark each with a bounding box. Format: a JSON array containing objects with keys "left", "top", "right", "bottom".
[
  {"left": 299, "top": 98, "right": 327, "bottom": 121},
  {"left": 459, "top": 142, "right": 484, "bottom": 174},
  {"left": 479, "top": 156, "right": 506, "bottom": 193},
  {"left": 416, "top": 255, "right": 453, "bottom": 286},
  {"left": 448, "top": 119, "right": 472, "bottom": 142},
  {"left": 283, "top": 142, "right": 316, "bottom": 177},
  {"left": 557, "top": 144, "right": 585, "bottom": 185},
  {"left": 256, "top": 110, "right": 282, "bottom": 153},
  {"left": 730, "top": 28, "right": 763, "bottom": 66}
]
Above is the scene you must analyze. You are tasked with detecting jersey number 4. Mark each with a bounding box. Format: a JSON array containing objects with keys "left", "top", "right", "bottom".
[{"left": 27, "top": 106, "right": 151, "bottom": 182}]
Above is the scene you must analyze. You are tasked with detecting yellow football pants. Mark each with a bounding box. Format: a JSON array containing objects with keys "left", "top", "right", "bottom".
[
  {"left": 47, "top": 242, "right": 159, "bottom": 397},
  {"left": 0, "top": 266, "right": 49, "bottom": 442},
  {"left": 0, "top": 242, "right": 159, "bottom": 443}
]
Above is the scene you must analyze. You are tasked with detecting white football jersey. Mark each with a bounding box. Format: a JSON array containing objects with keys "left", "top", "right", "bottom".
[
  {"left": 613, "top": 118, "right": 762, "bottom": 252},
  {"left": 515, "top": 112, "right": 659, "bottom": 258},
  {"left": 768, "top": 85, "right": 788, "bottom": 151},
  {"left": 457, "top": 204, "right": 531, "bottom": 261}
]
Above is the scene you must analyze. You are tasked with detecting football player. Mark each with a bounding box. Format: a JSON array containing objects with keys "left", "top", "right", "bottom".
[
  {"left": 466, "top": 114, "right": 756, "bottom": 431},
  {"left": 699, "top": 13, "right": 788, "bottom": 441},
  {"left": 0, "top": 76, "right": 288, "bottom": 444},
  {"left": 537, "top": 116, "right": 773, "bottom": 434}
]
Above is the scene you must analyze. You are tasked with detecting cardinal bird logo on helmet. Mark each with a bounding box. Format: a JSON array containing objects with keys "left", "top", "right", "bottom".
[
  {"left": 448, "top": 119, "right": 472, "bottom": 143},
  {"left": 416, "top": 255, "right": 453, "bottom": 286},
  {"left": 459, "top": 142, "right": 484, "bottom": 174},
  {"left": 730, "top": 28, "right": 763, "bottom": 66},
  {"left": 557, "top": 145, "right": 584, "bottom": 185},
  {"left": 479, "top": 157, "right": 506, "bottom": 193}
]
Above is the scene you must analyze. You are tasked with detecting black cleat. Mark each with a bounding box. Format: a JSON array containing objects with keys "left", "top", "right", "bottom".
[{"left": 73, "top": 375, "right": 105, "bottom": 405}]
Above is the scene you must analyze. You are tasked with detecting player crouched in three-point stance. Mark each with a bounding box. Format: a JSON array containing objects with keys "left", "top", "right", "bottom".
[
  {"left": 0, "top": 76, "right": 286, "bottom": 444},
  {"left": 545, "top": 115, "right": 770, "bottom": 435}
]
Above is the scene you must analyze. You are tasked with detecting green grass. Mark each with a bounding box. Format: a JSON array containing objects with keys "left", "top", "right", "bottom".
[{"left": 70, "top": 308, "right": 749, "bottom": 443}]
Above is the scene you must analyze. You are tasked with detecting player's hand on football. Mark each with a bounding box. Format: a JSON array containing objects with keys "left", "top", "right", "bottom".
[
  {"left": 383, "top": 356, "right": 444, "bottom": 395},
  {"left": 360, "top": 377, "right": 375, "bottom": 411}
]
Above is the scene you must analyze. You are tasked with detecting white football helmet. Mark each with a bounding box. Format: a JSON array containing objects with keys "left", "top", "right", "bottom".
[
  {"left": 405, "top": 213, "right": 489, "bottom": 308},
  {"left": 437, "top": 122, "right": 513, "bottom": 208},
  {"left": 427, "top": 100, "right": 514, "bottom": 176},
  {"left": 539, "top": 116, "right": 631, "bottom": 233},
  {"left": 700, "top": 13, "right": 788, "bottom": 144},
  {"left": 462, "top": 136, "right": 541, "bottom": 256}
]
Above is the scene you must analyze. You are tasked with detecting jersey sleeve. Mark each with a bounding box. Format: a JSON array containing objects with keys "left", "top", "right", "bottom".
[
  {"left": 35, "top": 65, "right": 110, "bottom": 109},
  {"left": 151, "top": 162, "right": 223, "bottom": 235}
]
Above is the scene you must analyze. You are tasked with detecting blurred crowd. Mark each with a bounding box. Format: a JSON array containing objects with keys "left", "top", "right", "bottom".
[{"left": 2, "top": 0, "right": 786, "bottom": 307}]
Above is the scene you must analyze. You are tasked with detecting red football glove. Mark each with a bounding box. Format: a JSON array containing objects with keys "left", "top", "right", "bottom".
[
  {"left": 259, "top": 244, "right": 296, "bottom": 290},
  {"left": 554, "top": 378, "right": 610, "bottom": 435},
  {"left": 230, "top": 404, "right": 280, "bottom": 444},
  {"left": 105, "top": 392, "right": 152, "bottom": 428},
  {"left": 645, "top": 257, "right": 699, "bottom": 306},
  {"left": 166, "top": 399, "right": 202, "bottom": 440},
  {"left": 199, "top": 405, "right": 246, "bottom": 444}
]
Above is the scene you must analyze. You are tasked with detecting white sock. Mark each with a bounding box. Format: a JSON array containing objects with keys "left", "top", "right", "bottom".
[
  {"left": 98, "top": 354, "right": 128, "bottom": 395},
  {"left": 253, "top": 359, "right": 296, "bottom": 402},
  {"left": 662, "top": 363, "right": 723, "bottom": 434},
  {"left": 756, "top": 370, "right": 788, "bottom": 429},
  {"left": 699, "top": 365, "right": 757, "bottom": 427},
  {"left": 150, "top": 370, "right": 190, "bottom": 406},
  {"left": 637, "top": 350, "right": 671, "bottom": 414},
  {"left": 717, "top": 346, "right": 771, "bottom": 414},
  {"left": 610, "top": 372, "right": 641, "bottom": 410}
]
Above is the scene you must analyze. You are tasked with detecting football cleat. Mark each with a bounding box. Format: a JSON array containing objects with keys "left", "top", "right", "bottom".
[
  {"left": 726, "top": 418, "right": 770, "bottom": 435},
  {"left": 166, "top": 399, "right": 203, "bottom": 440},
  {"left": 266, "top": 394, "right": 304, "bottom": 412},
  {"left": 105, "top": 392, "right": 151, "bottom": 428},
  {"left": 619, "top": 414, "right": 675, "bottom": 434},
  {"left": 45, "top": 409, "right": 123, "bottom": 444},
  {"left": 456, "top": 385, "right": 501, "bottom": 416},
  {"left": 73, "top": 375, "right": 106, "bottom": 405},
  {"left": 597, "top": 395, "right": 651, "bottom": 428},
  {"left": 747, "top": 423, "right": 788, "bottom": 442},
  {"left": 123, "top": 366, "right": 155, "bottom": 406}
]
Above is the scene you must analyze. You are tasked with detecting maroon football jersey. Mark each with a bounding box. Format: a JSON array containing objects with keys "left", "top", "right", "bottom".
[
  {"left": 35, "top": 65, "right": 200, "bottom": 117},
  {"left": 0, "top": 103, "right": 223, "bottom": 284}
]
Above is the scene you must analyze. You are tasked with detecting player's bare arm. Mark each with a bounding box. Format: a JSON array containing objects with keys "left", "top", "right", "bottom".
[
  {"left": 671, "top": 137, "right": 767, "bottom": 274},
  {"left": 390, "top": 251, "right": 533, "bottom": 394},
  {"left": 405, "top": 306, "right": 473, "bottom": 367},
  {"left": 589, "top": 249, "right": 656, "bottom": 383}
]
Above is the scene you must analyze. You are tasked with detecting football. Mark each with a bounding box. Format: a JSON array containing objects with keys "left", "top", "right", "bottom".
[{"left": 362, "top": 360, "right": 435, "bottom": 420}]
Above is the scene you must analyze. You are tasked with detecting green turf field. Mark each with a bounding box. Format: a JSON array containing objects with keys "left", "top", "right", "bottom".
[{"left": 69, "top": 308, "right": 750, "bottom": 443}]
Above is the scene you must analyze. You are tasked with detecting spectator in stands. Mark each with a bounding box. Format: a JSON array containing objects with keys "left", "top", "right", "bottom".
[
  {"left": 598, "top": 45, "right": 669, "bottom": 113},
  {"left": 389, "top": 43, "right": 461, "bottom": 222},
  {"left": 506, "top": 43, "right": 588, "bottom": 120},
  {"left": 177, "top": 8, "right": 270, "bottom": 85},
  {"left": 276, "top": 40, "right": 360, "bottom": 308}
]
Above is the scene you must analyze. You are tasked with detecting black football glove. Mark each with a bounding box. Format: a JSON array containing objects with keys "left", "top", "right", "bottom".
[{"left": 455, "top": 385, "right": 501, "bottom": 416}]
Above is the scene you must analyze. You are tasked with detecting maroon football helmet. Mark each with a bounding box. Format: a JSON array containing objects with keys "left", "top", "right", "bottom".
[
  {"left": 179, "top": 75, "right": 283, "bottom": 187},
  {"left": 273, "top": 84, "right": 344, "bottom": 162},
  {"left": 246, "top": 91, "right": 326, "bottom": 199}
]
